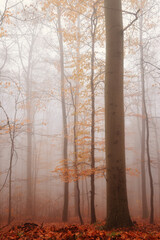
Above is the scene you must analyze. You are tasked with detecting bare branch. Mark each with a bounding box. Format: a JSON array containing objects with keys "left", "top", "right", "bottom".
[
  {"left": 144, "top": 61, "right": 160, "bottom": 71},
  {"left": 7, "top": 1, "right": 24, "bottom": 10},
  {"left": 0, "top": 0, "right": 9, "bottom": 26},
  {"left": 123, "top": 9, "right": 140, "bottom": 32}
]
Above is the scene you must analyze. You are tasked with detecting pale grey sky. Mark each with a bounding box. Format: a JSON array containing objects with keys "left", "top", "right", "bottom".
[{"left": 0, "top": 0, "right": 31, "bottom": 14}]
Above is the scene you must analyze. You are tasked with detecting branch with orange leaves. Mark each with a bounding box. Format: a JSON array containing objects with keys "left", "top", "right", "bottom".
[{"left": 0, "top": 0, "right": 9, "bottom": 26}]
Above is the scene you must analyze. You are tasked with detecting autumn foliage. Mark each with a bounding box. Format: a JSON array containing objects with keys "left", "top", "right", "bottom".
[{"left": 2, "top": 221, "right": 160, "bottom": 239}]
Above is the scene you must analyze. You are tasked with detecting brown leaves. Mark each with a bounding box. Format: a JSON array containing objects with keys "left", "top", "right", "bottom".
[{"left": 2, "top": 222, "right": 160, "bottom": 239}]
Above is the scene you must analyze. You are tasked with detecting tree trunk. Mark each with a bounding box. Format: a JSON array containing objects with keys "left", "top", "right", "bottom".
[
  {"left": 139, "top": 9, "right": 148, "bottom": 219},
  {"left": 152, "top": 119, "right": 160, "bottom": 217},
  {"left": 154, "top": 123, "right": 160, "bottom": 217},
  {"left": 90, "top": 4, "right": 97, "bottom": 224},
  {"left": 70, "top": 13, "right": 84, "bottom": 224},
  {"left": 26, "top": 97, "right": 33, "bottom": 216},
  {"left": 57, "top": 6, "right": 69, "bottom": 222},
  {"left": 17, "top": 30, "right": 35, "bottom": 217},
  {"left": 139, "top": 7, "right": 154, "bottom": 224},
  {"left": 104, "top": 0, "right": 132, "bottom": 229},
  {"left": 2, "top": 104, "right": 17, "bottom": 224},
  {"left": 26, "top": 46, "right": 33, "bottom": 217},
  {"left": 144, "top": 99, "right": 154, "bottom": 224},
  {"left": 73, "top": 100, "right": 83, "bottom": 224},
  {"left": 8, "top": 139, "right": 14, "bottom": 224},
  {"left": 140, "top": 113, "right": 148, "bottom": 219},
  {"left": 74, "top": 13, "right": 80, "bottom": 218},
  {"left": 85, "top": 177, "right": 90, "bottom": 217}
]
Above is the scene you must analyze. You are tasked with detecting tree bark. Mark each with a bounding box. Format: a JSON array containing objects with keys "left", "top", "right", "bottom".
[
  {"left": 154, "top": 124, "right": 160, "bottom": 217},
  {"left": 8, "top": 142, "right": 14, "bottom": 224},
  {"left": 152, "top": 120, "right": 160, "bottom": 217},
  {"left": 73, "top": 89, "right": 83, "bottom": 224},
  {"left": 104, "top": 0, "right": 132, "bottom": 229},
  {"left": 57, "top": 6, "right": 69, "bottom": 222},
  {"left": 74, "top": 13, "right": 80, "bottom": 218},
  {"left": 139, "top": 9, "right": 148, "bottom": 219},
  {"left": 70, "top": 14, "right": 84, "bottom": 224},
  {"left": 139, "top": 6, "right": 154, "bottom": 224},
  {"left": 26, "top": 37, "right": 34, "bottom": 217},
  {"left": 17, "top": 29, "right": 35, "bottom": 217},
  {"left": 90, "top": 3, "right": 97, "bottom": 224},
  {"left": 8, "top": 116, "right": 16, "bottom": 224}
]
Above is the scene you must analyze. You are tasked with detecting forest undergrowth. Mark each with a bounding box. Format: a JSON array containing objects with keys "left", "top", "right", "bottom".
[{"left": 1, "top": 220, "right": 160, "bottom": 239}]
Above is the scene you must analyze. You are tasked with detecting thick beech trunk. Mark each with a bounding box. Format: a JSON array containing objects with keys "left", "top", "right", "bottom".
[{"left": 104, "top": 0, "right": 132, "bottom": 229}]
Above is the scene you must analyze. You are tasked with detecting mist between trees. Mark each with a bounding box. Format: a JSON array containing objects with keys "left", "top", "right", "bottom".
[{"left": 0, "top": 0, "right": 160, "bottom": 229}]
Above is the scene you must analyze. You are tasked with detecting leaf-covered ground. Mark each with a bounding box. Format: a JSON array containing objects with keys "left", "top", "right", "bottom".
[{"left": 1, "top": 221, "right": 160, "bottom": 239}]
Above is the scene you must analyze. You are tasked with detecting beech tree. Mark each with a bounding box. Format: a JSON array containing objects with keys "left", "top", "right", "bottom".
[
  {"left": 139, "top": 2, "right": 154, "bottom": 224},
  {"left": 57, "top": 5, "right": 69, "bottom": 222},
  {"left": 104, "top": 0, "right": 133, "bottom": 229}
]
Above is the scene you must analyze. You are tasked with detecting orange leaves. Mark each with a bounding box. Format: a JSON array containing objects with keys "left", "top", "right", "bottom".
[
  {"left": 126, "top": 168, "right": 140, "bottom": 176},
  {"left": 2, "top": 81, "right": 11, "bottom": 88},
  {"left": 0, "top": 27, "right": 7, "bottom": 37},
  {"left": 129, "top": 0, "right": 147, "bottom": 9},
  {"left": 54, "top": 158, "right": 140, "bottom": 183},
  {"left": 42, "top": 121, "right": 47, "bottom": 126},
  {"left": 3, "top": 222, "right": 160, "bottom": 240},
  {"left": 1, "top": 223, "right": 106, "bottom": 239}
]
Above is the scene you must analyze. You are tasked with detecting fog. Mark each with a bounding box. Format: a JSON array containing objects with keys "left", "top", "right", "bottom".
[{"left": 0, "top": 0, "right": 160, "bottom": 226}]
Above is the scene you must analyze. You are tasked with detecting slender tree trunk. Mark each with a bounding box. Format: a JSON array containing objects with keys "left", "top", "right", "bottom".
[
  {"left": 26, "top": 58, "right": 33, "bottom": 216},
  {"left": 90, "top": 4, "right": 97, "bottom": 224},
  {"left": 1, "top": 104, "right": 17, "bottom": 224},
  {"left": 71, "top": 14, "right": 83, "bottom": 224},
  {"left": 74, "top": 14, "right": 80, "bottom": 218},
  {"left": 33, "top": 133, "right": 42, "bottom": 218},
  {"left": 74, "top": 105, "right": 83, "bottom": 225},
  {"left": 8, "top": 141, "right": 14, "bottom": 224},
  {"left": 26, "top": 97, "right": 33, "bottom": 215},
  {"left": 73, "top": 92, "right": 83, "bottom": 224},
  {"left": 85, "top": 177, "right": 90, "bottom": 218},
  {"left": 139, "top": 7, "right": 154, "bottom": 224},
  {"left": 74, "top": 145, "right": 83, "bottom": 225},
  {"left": 17, "top": 35, "right": 33, "bottom": 217},
  {"left": 144, "top": 101, "right": 154, "bottom": 224},
  {"left": 104, "top": 0, "right": 132, "bottom": 229},
  {"left": 152, "top": 120, "right": 160, "bottom": 217},
  {"left": 3, "top": 103, "right": 17, "bottom": 224},
  {"left": 74, "top": 183, "right": 78, "bottom": 216},
  {"left": 139, "top": 9, "right": 148, "bottom": 219},
  {"left": 136, "top": 102, "right": 143, "bottom": 216},
  {"left": 16, "top": 27, "right": 36, "bottom": 217},
  {"left": 140, "top": 112, "right": 148, "bottom": 218},
  {"left": 57, "top": 6, "right": 69, "bottom": 222},
  {"left": 24, "top": 34, "right": 36, "bottom": 217},
  {"left": 155, "top": 126, "right": 160, "bottom": 217},
  {"left": 82, "top": 177, "right": 85, "bottom": 216}
]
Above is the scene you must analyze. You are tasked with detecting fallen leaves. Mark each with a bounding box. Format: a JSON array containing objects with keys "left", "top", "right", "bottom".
[{"left": 1, "top": 221, "right": 160, "bottom": 239}]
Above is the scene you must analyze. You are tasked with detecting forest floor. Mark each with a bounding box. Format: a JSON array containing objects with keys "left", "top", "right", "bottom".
[{"left": 1, "top": 221, "right": 160, "bottom": 239}]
